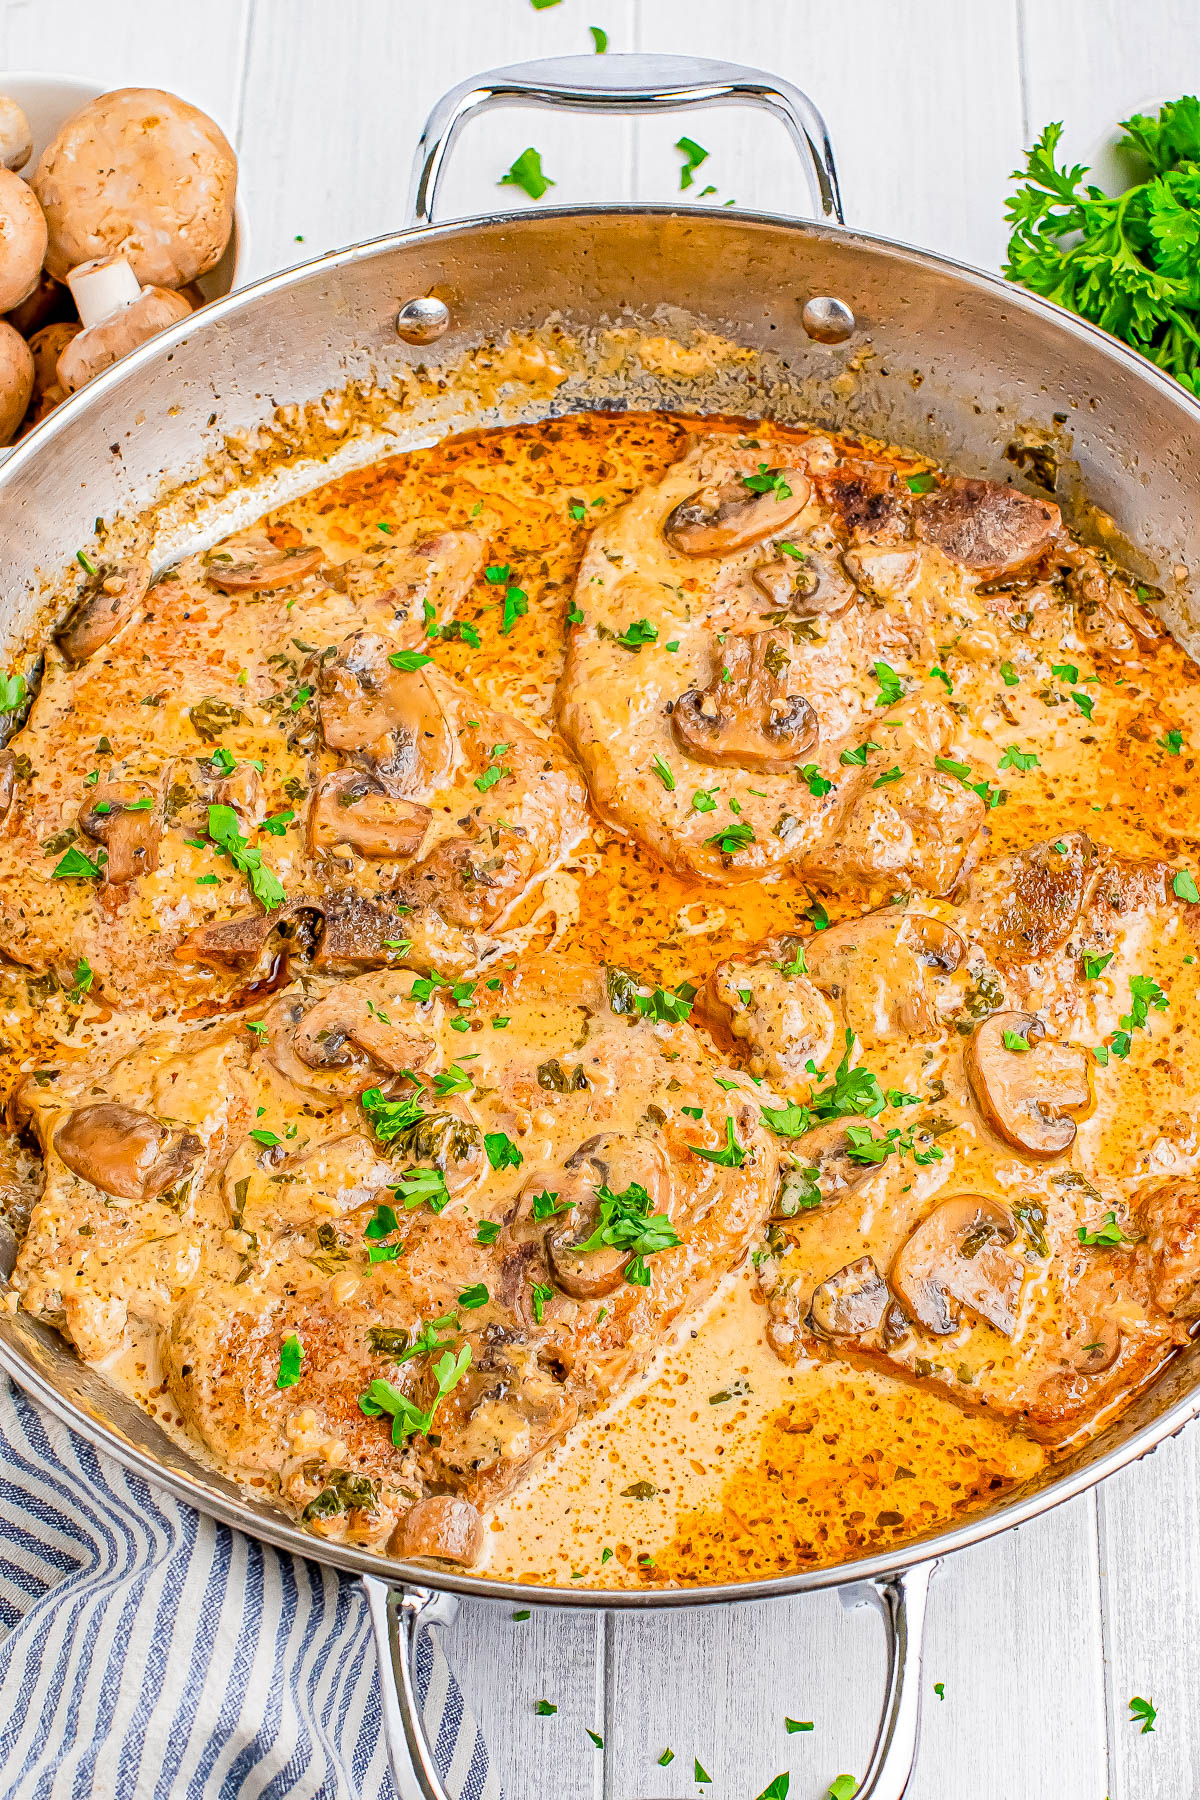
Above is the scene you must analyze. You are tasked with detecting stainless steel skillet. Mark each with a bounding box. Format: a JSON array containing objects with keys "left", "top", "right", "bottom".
[{"left": 2, "top": 52, "right": 1200, "bottom": 1800}]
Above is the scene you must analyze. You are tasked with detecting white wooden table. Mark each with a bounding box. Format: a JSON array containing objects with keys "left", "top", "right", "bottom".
[{"left": 4, "top": 2, "right": 1200, "bottom": 1795}]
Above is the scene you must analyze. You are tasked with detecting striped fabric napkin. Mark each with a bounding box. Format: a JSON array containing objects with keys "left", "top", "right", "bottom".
[{"left": 0, "top": 1377, "right": 501, "bottom": 1800}]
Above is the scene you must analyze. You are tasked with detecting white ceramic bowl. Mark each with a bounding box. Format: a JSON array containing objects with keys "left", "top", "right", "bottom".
[{"left": 1, "top": 71, "right": 246, "bottom": 300}]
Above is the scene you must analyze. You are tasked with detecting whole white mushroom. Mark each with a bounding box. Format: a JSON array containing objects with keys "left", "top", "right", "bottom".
[
  {"left": 0, "top": 167, "right": 48, "bottom": 313},
  {"left": 0, "top": 319, "right": 34, "bottom": 443},
  {"left": 56, "top": 257, "right": 192, "bottom": 393},
  {"left": 32, "top": 87, "right": 237, "bottom": 289},
  {"left": 0, "top": 97, "right": 32, "bottom": 173}
]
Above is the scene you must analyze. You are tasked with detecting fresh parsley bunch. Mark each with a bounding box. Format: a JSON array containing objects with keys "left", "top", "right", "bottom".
[{"left": 1004, "top": 97, "right": 1200, "bottom": 393}]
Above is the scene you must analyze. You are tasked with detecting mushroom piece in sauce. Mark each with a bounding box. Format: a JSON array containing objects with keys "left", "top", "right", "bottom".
[
  {"left": 890, "top": 1194, "right": 1025, "bottom": 1337},
  {"left": 55, "top": 558, "right": 151, "bottom": 663},
  {"left": 308, "top": 769, "right": 432, "bottom": 861},
  {"left": 318, "top": 634, "right": 455, "bottom": 795},
  {"left": 532, "top": 1132, "right": 674, "bottom": 1300},
  {"left": 804, "top": 910, "right": 967, "bottom": 1044},
  {"left": 204, "top": 540, "right": 323, "bottom": 592},
  {"left": 808, "top": 1255, "right": 890, "bottom": 1338},
  {"left": 263, "top": 989, "right": 436, "bottom": 1104},
  {"left": 672, "top": 630, "right": 818, "bottom": 771},
  {"left": 78, "top": 780, "right": 162, "bottom": 884},
  {"left": 54, "top": 1101, "right": 201, "bottom": 1202},
  {"left": 964, "top": 1010, "right": 1090, "bottom": 1157},
  {"left": 663, "top": 469, "right": 809, "bottom": 557},
  {"left": 396, "top": 1494, "right": 483, "bottom": 1564}
]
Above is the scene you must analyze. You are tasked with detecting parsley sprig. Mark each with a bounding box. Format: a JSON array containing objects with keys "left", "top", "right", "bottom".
[
  {"left": 575, "top": 1179, "right": 682, "bottom": 1286},
  {"left": 359, "top": 1345, "right": 472, "bottom": 1444},
  {"left": 208, "top": 803, "right": 285, "bottom": 910}
]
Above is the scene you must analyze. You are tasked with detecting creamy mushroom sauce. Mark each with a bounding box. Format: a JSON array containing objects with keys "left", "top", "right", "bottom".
[{"left": 1, "top": 409, "right": 1199, "bottom": 1588}]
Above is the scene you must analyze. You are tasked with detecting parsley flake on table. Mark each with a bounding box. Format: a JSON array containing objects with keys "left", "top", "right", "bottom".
[
  {"left": 755, "top": 1779, "right": 790, "bottom": 1800},
  {"left": 276, "top": 1334, "right": 303, "bottom": 1389},
  {"left": 500, "top": 147, "right": 555, "bottom": 200},
  {"left": 1129, "top": 1695, "right": 1157, "bottom": 1734},
  {"left": 694, "top": 1760, "right": 711, "bottom": 1784},
  {"left": 657, "top": 1749, "right": 675, "bottom": 1766},
  {"left": 934, "top": 1682, "right": 945, "bottom": 1700},
  {"left": 586, "top": 1729, "right": 604, "bottom": 1748},
  {"left": 786, "top": 1718, "right": 814, "bottom": 1733},
  {"left": 589, "top": 25, "right": 607, "bottom": 51},
  {"left": 676, "top": 135, "right": 709, "bottom": 189},
  {"left": 827, "top": 1779, "right": 858, "bottom": 1800}
]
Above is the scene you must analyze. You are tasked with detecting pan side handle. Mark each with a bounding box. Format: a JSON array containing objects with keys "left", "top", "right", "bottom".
[
  {"left": 365, "top": 1561, "right": 937, "bottom": 1800},
  {"left": 407, "top": 53, "right": 843, "bottom": 227},
  {"left": 363, "top": 1577, "right": 458, "bottom": 1800},
  {"left": 841, "top": 1559, "right": 938, "bottom": 1800}
]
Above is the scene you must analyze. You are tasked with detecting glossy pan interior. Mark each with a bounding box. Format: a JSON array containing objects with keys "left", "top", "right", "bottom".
[{"left": 2, "top": 203, "right": 1200, "bottom": 1607}]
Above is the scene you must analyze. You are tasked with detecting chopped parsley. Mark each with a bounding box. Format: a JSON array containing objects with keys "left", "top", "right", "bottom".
[
  {"left": 208, "top": 803, "right": 285, "bottom": 910},
  {"left": 872, "top": 766, "right": 904, "bottom": 787},
  {"left": 1078, "top": 1211, "right": 1133, "bottom": 1248},
  {"left": 1083, "top": 952, "right": 1114, "bottom": 980},
  {"left": 634, "top": 983, "right": 696, "bottom": 1024},
  {"left": 759, "top": 1101, "right": 811, "bottom": 1138},
  {"left": 0, "top": 669, "right": 30, "bottom": 713},
  {"left": 576, "top": 1180, "right": 681, "bottom": 1286},
  {"left": 839, "top": 741, "right": 881, "bottom": 766},
  {"left": 786, "top": 1719, "right": 814, "bottom": 1734},
  {"left": 688, "top": 1117, "right": 746, "bottom": 1169},
  {"left": 694, "top": 1760, "right": 712, "bottom": 1785},
  {"left": 387, "top": 649, "right": 432, "bottom": 671},
  {"left": 616, "top": 618, "right": 658, "bottom": 650},
  {"left": 929, "top": 666, "right": 953, "bottom": 694},
  {"left": 755, "top": 1779, "right": 790, "bottom": 1800},
  {"left": 800, "top": 763, "right": 833, "bottom": 797},
  {"left": 1002, "top": 1029, "right": 1030, "bottom": 1052},
  {"left": 1104, "top": 972, "right": 1168, "bottom": 1059},
  {"left": 905, "top": 471, "right": 938, "bottom": 494},
  {"left": 998, "top": 745, "right": 1039, "bottom": 771},
  {"left": 741, "top": 464, "right": 792, "bottom": 501},
  {"left": 359, "top": 1345, "right": 472, "bottom": 1444},
  {"left": 52, "top": 845, "right": 104, "bottom": 881},
  {"left": 1174, "top": 869, "right": 1200, "bottom": 902},
  {"left": 651, "top": 754, "right": 675, "bottom": 790},
  {"left": 1000, "top": 661, "right": 1019, "bottom": 687},
  {"left": 691, "top": 787, "right": 719, "bottom": 813},
  {"left": 872, "top": 660, "right": 905, "bottom": 707},
  {"left": 533, "top": 1699, "right": 557, "bottom": 1716},
  {"left": 530, "top": 1282, "right": 555, "bottom": 1322},
  {"left": 484, "top": 1131, "right": 523, "bottom": 1171},
  {"left": 705, "top": 819, "right": 756, "bottom": 855},
  {"left": 276, "top": 1334, "right": 303, "bottom": 1389},
  {"left": 1070, "top": 689, "right": 1096, "bottom": 720},
  {"left": 1159, "top": 728, "right": 1184, "bottom": 756},
  {"left": 500, "top": 147, "right": 555, "bottom": 200},
  {"left": 475, "top": 1220, "right": 501, "bottom": 1245},
  {"left": 457, "top": 1283, "right": 489, "bottom": 1310},
  {"left": 676, "top": 135, "right": 709, "bottom": 189},
  {"left": 66, "top": 957, "right": 93, "bottom": 1004}
]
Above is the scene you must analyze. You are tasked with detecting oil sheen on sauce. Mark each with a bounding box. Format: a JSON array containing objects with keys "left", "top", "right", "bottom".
[{"left": 5, "top": 407, "right": 1200, "bottom": 1588}]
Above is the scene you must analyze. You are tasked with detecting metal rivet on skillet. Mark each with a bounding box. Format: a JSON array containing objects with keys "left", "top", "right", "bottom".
[
  {"left": 801, "top": 296, "right": 856, "bottom": 344},
  {"left": 395, "top": 296, "right": 451, "bottom": 344}
]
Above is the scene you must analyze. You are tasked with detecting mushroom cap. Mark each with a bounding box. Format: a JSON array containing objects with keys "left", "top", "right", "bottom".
[
  {"left": 964, "top": 1009, "right": 1090, "bottom": 1157},
  {"left": 0, "top": 319, "right": 34, "bottom": 444},
  {"left": 4, "top": 269, "right": 71, "bottom": 338},
  {"left": 54, "top": 1101, "right": 200, "bottom": 1201},
  {"left": 805, "top": 909, "right": 966, "bottom": 1045},
  {"left": 307, "top": 768, "right": 432, "bottom": 861},
  {"left": 0, "top": 166, "right": 48, "bottom": 314},
  {"left": 28, "top": 320, "right": 79, "bottom": 397},
  {"left": 32, "top": 87, "right": 237, "bottom": 287},
  {"left": 808, "top": 1255, "right": 890, "bottom": 1338},
  {"left": 533, "top": 1131, "right": 673, "bottom": 1300},
  {"left": 672, "top": 629, "right": 818, "bottom": 771},
  {"left": 0, "top": 96, "right": 32, "bottom": 172},
  {"left": 56, "top": 280, "right": 193, "bottom": 394},
  {"left": 55, "top": 557, "right": 150, "bottom": 663},
  {"left": 77, "top": 778, "right": 162, "bottom": 884},
  {"left": 890, "top": 1194, "right": 1025, "bottom": 1337}
]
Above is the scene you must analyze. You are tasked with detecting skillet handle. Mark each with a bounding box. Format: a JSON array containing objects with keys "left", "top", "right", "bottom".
[
  {"left": 363, "top": 1577, "right": 458, "bottom": 1800},
  {"left": 408, "top": 53, "right": 844, "bottom": 227},
  {"left": 843, "top": 1560, "right": 938, "bottom": 1800}
]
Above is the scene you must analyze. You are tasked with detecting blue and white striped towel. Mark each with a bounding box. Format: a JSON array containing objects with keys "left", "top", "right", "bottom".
[{"left": 0, "top": 1376, "right": 501, "bottom": 1800}]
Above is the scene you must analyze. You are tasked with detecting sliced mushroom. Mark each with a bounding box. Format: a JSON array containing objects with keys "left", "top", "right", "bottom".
[
  {"left": 913, "top": 478, "right": 1061, "bottom": 580},
  {"left": 54, "top": 1102, "right": 201, "bottom": 1201},
  {"left": 396, "top": 1495, "right": 482, "bottom": 1564},
  {"left": 965, "top": 1011, "right": 1089, "bottom": 1157},
  {"left": 890, "top": 1195, "right": 1025, "bottom": 1337},
  {"left": 752, "top": 539, "right": 857, "bottom": 620},
  {"left": 55, "top": 558, "right": 151, "bottom": 663},
  {"left": 262, "top": 990, "right": 436, "bottom": 1106},
  {"left": 663, "top": 469, "right": 809, "bottom": 557},
  {"left": 0, "top": 749, "right": 15, "bottom": 823},
  {"left": 808, "top": 1256, "right": 890, "bottom": 1337},
  {"left": 204, "top": 541, "right": 323, "bottom": 593},
  {"left": 78, "top": 780, "right": 162, "bottom": 884},
  {"left": 532, "top": 1132, "right": 673, "bottom": 1300},
  {"left": 774, "top": 1118, "right": 880, "bottom": 1216},
  {"left": 292, "top": 986, "right": 433, "bottom": 1080},
  {"left": 805, "top": 911, "right": 966, "bottom": 1044},
  {"left": 318, "top": 633, "right": 455, "bottom": 796},
  {"left": 672, "top": 630, "right": 817, "bottom": 771},
  {"left": 308, "top": 768, "right": 432, "bottom": 860}
]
